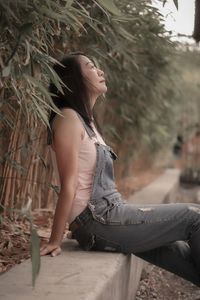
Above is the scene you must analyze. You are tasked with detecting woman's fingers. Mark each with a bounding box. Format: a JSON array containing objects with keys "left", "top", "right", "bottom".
[
  {"left": 40, "top": 244, "right": 51, "bottom": 256},
  {"left": 40, "top": 243, "right": 61, "bottom": 256},
  {"left": 67, "top": 230, "right": 72, "bottom": 239},
  {"left": 51, "top": 247, "right": 61, "bottom": 257}
]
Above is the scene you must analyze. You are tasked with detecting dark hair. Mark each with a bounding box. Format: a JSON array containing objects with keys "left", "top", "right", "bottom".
[{"left": 48, "top": 52, "right": 93, "bottom": 128}]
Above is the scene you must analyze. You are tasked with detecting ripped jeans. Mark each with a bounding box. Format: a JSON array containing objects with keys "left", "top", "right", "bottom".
[{"left": 70, "top": 201, "right": 200, "bottom": 286}]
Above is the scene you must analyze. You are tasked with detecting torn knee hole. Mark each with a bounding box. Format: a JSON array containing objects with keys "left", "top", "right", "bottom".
[
  {"left": 138, "top": 207, "right": 153, "bottom": 212},
  {"left": 188, "top": 206, "right": 200, "bottom": 214}
]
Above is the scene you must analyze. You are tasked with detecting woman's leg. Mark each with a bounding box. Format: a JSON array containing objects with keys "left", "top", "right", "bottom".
[
  {"left": 136, "top": 241, "right": 200, "bottom": 286},
  {"left": 92, "top": 202, "right": 200, "bottom": 285}
]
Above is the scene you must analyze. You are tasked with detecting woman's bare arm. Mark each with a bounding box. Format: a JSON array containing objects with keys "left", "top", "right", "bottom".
[{"left": 40, "top": 109, "right": 84, "bottom": 256}]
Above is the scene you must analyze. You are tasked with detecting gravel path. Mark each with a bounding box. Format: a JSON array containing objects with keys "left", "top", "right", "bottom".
[{"left": 136, "top": 264, "right": 200, "bottom": 300}]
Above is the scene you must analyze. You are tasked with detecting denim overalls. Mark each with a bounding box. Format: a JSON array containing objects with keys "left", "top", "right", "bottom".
[{"left": 49, "top": 112, "right": 200, "bottom": 287}]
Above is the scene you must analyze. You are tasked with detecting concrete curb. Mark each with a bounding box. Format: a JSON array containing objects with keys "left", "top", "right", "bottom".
[{"left": 0, "top": 169, "right": 180, "bottom": 300}]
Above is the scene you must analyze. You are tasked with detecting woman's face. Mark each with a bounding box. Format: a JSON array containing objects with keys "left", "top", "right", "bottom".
[{"left": 78, "top": 55, "right": 107, "bottom": 97}]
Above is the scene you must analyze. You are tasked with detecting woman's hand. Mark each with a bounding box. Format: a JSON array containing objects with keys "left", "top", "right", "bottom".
[{"left": 40, "top": 242, "right": 61, "bottom": 257}]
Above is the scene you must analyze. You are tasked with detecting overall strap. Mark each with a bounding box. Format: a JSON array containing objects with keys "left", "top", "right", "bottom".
[{"left": 75, "top": 112, "right": 96, "bottom": 139}]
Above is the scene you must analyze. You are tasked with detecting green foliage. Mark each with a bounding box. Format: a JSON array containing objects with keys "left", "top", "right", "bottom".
[
  {"left": 0, "top": 0, "right": 182, "bottom": 175},
  {"left": 0, "top": 0, "right": 88, "bottom": 129},
  {"left": 0, "top": 0, "right": 177, "bottom": 164},
  {"left": 171, "top": 49, "right": 200, "bottom": 138}
]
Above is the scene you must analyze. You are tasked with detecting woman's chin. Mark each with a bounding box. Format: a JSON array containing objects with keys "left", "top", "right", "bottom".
[
  {"left": 100, "top": 85, "right": 107, "bottom": 94},
  {"left": 92, "top": 86, "right": 107, "bottom": 97}
]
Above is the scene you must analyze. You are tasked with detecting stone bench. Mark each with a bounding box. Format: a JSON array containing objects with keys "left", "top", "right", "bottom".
[{"left": 0, "top": 169, "right": 180, "bottom": 300}]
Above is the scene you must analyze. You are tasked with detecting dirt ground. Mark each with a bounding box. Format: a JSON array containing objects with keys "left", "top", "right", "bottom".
[
  {"left": 136, "top": 264, "right": 200, "bottom": 300},
  {"left": 0, "top": 211, "right": 53, "bottom": 273}
]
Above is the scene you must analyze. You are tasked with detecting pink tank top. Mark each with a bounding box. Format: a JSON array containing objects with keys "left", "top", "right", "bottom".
[
  {"left": 69, "top": 123, "right": 106, "bottom": 223},
  {"left": 50, "top": 120, "right": 106, "bottom": 224}
]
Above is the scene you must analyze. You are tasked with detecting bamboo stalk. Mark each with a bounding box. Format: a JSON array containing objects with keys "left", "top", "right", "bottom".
[
  {"left": 1, "top": 106, "right": 58, "bottom": 212},
  {"left": 1, "top": 109, "right": 21, "bottom": 210}
]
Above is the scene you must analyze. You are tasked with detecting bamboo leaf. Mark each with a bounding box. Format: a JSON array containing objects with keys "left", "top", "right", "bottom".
[
  {"left": 173, "top": 0, "right": 178, "bottom": 10},
  {"left": 94, "top": 0, "right": 121, "bottom": 16},
  {"left": 23, "top": 74, "right": 52, "bottom": 102},
  {"left": 24, "top": 40, "right": 31, "bottom": 65},
  {"left": 2, "top": 64, "right": 11, "bottom": 77},
  {"left": 42, "top": 61, "right": 64, "bottom": 94},
  {"left": 31, "top": 227, "right": 40, "bottom": 287},
  {"left": 49, "top": 183, "right": 60, "bottom": 195},
  {"left": 38, "top": 154, "right": 47, "bottom": 168},
  {"left": 117, "top": 26, "right": 136, "bottom": 42},
  {"left": 0, "top": 1, "right": 20, "bottom": 22},
  {"left": 64, "top": 10, "right": 86, "bottom": 30},
  {"left": 19, "top": 22, "right": 33, "bottom": 37},
  {"left": 66, "top": 0, "right": 73, "bottom": 8},
  {"left": 31, "top": 96, "right": 49, "bottom": 126},
  {"left": 163, "top": 0, "right": 178, "bottom": 9}
]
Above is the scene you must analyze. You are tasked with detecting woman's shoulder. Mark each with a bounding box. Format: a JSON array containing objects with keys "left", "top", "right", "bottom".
[
  {"left": 58, "top": 107, "right": 79, "bottom": 119},
  {"left": 52, "top": 108, "right": 80, "bottom": 127},
  {"left": 52, "top": 108, "right": 85, "bottom": 139}
]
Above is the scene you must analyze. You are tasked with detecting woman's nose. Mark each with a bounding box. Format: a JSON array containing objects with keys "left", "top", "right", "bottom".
[{"left": 98, "top": 69, "right": 104, "bottom": 77}]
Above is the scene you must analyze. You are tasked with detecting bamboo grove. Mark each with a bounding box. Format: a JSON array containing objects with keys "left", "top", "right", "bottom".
[{"left": 0, "top": 0, "right": 193, "bottom": 211}]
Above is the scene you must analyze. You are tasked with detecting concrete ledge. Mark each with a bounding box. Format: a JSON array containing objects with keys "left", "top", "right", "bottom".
[
  {"left": 128, "top": 169, "right": 180, "bottom": 205},
  {"left": 0, "top": 169, "right": 180, "bottom": 300}
]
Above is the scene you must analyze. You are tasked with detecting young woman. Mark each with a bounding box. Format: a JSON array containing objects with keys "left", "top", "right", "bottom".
[{"left": 40, "top": 52, "right": 200, "bottom": 287}]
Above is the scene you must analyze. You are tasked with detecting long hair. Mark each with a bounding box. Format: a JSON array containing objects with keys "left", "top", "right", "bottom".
[{"left": 48, "top": 52, "right": 93, "bottom": 130}]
